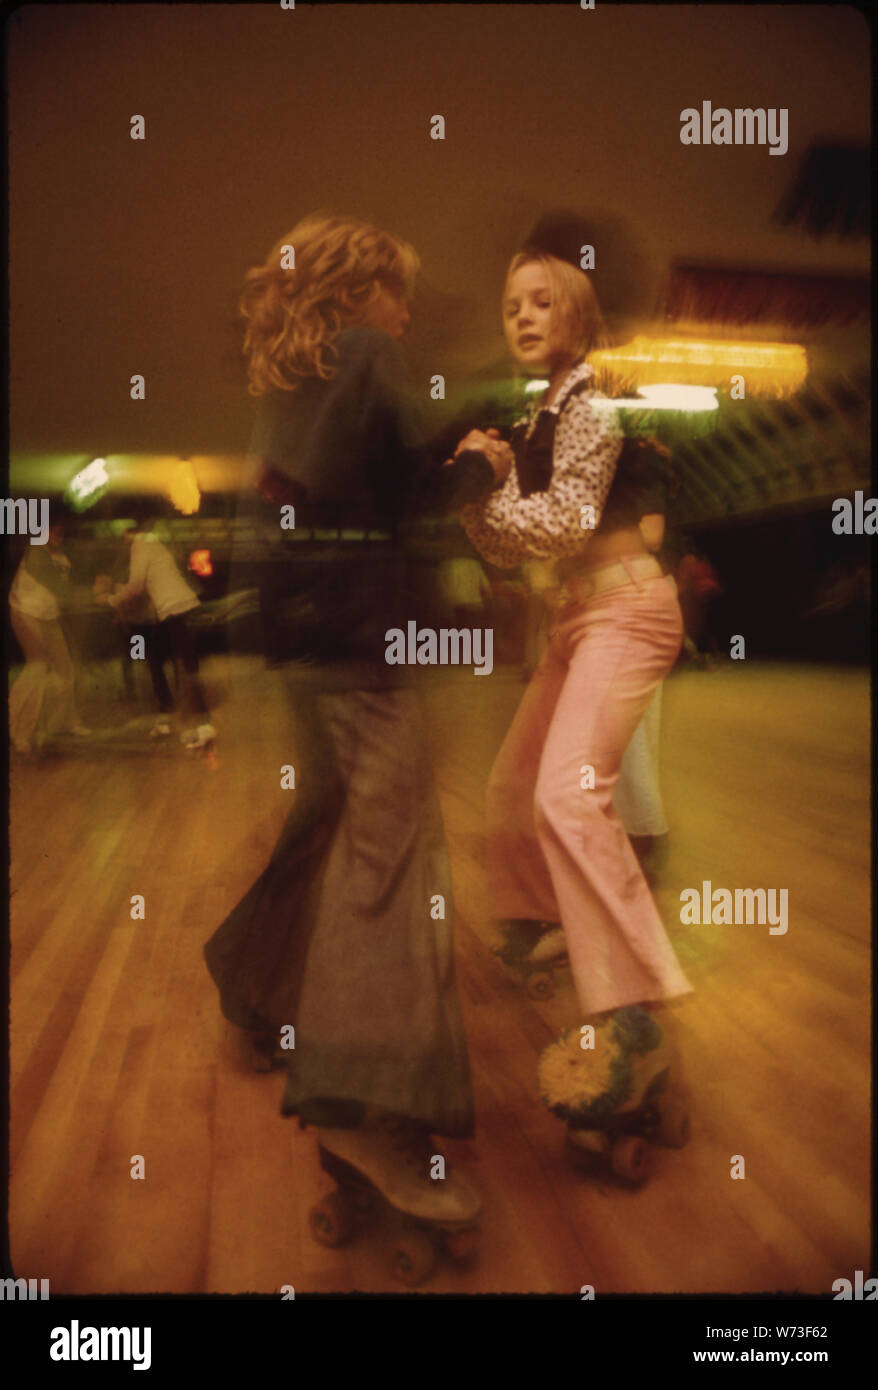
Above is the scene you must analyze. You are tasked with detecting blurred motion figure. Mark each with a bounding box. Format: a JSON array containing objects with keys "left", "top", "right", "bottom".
[
  {"left": 203, "top": 213, "right": 506, "bottom": 1254},
  {"left": 8, "top": 518, "right": 91, "bottom": 753}
]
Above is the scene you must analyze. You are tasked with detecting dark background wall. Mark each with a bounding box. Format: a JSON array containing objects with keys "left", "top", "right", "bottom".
[{"left": 8, "top": 3, "right": 871, "bottom": 464}]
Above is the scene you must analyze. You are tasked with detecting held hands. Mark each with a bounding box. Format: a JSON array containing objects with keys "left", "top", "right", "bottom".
[{"left": 444, "top": 428, "right": 514, "bottom": 486}]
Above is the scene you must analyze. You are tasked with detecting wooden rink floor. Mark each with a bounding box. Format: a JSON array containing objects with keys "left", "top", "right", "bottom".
[{"left": 8, "top": 655, "right": 871, "bottom": 1295}]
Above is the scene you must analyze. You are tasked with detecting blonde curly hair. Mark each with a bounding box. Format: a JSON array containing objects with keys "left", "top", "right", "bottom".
[{"left": 240, "top": 212, "right": 419, "bottom": 395}]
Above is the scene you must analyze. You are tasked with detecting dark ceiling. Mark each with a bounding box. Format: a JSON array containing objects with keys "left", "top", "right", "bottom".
[{"left": 8, "top": 3, "right": 870, "bottom": 483}]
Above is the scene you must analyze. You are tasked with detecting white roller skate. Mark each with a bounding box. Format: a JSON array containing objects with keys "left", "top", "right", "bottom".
[
  {"left": 181, "top": 722, "right": 218, "bottom": 769},
  {"left": 309, "top": 1110, "right": 482, "bottom": 1285},
  {"left": 181, "top": 722, "right": 216, "bottom": 750}
]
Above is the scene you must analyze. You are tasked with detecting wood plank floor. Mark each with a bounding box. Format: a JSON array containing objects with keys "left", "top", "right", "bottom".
[{"left": 8, "top": 655, "right": 871, "bottom": 1294}]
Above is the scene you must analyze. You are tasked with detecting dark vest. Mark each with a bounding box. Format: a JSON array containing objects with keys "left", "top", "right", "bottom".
[{"left": 511, "top": 381, "right": 678, "bottom": 527}]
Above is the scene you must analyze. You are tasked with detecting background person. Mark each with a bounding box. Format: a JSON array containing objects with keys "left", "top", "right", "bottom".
[
  {"left": 95, "top": 503, "right": 215, "bottom": 749},
  {"left": 8, "top": 517, "right": 92, "bottom": 753}
]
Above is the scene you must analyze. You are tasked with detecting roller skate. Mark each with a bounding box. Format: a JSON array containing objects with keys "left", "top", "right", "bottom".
[
  {"left": 538, "top": 1006, "right": 690, "bottom": 1186},
  {"left": 308, "top": 1112, "right": 482, "bottom": 1286},
  {"left": 181, "top": 722, "right": 219, "bottom": 770},
  {"left": 494, "top": 918, "right": 568, "bottom": 999}
]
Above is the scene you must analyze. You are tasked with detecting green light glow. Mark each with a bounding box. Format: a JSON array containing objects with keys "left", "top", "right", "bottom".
[{"left": 66, "top": 458, "right": 110, "bottom": 512}]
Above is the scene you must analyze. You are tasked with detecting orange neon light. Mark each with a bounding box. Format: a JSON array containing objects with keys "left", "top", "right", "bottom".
[{"left": 188, "top": 549, "right": 212, "bottom": 577}]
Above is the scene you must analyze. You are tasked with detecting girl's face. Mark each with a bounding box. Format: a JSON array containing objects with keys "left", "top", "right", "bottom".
[
  {"left": 503, "top": 262, "right": 576, "bottom": 374},
  {"left": 361, "top": 282, "right": 411, "bottom": 339}
]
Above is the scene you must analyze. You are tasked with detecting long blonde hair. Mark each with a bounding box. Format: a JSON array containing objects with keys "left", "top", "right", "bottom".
[
  {"left": 240, "top": 213, "right": 419, "bottom": 395},
  {"left": 504, "top": 251, "right": 610, "bottom": 362}
]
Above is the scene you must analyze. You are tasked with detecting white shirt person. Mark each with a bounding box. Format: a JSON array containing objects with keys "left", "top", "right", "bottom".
[
  {"left": 107, "top": 529, "right": 200, "bottom": 622},
  {"left": 98, "top": 525, "right": 214, "bottom": 746}
]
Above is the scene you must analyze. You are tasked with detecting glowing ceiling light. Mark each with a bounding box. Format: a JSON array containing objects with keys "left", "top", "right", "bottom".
[
  {"left": 67, "top": 458, "right": 110, "bottom": 509},
  {"left": 590, "top": 386, "right": 718, "bottom": 414},
  {"left": 168, "top": 460, "right": 201, "bottom": 515},
  {"left": 589, "top": 336, "right": 807, "bottom": 398},
  {"left": 638, "top": 384, "right": 719, "bottom": 411},
  {"left": 524, "top": 379, "right": 549, "bottom": 394}
]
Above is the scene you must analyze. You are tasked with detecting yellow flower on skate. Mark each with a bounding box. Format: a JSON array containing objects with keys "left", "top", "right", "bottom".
[{"left": 538, "top": 1020, "right": 633, "bottom": 1125}]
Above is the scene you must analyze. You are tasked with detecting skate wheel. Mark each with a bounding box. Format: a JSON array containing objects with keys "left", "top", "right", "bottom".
[
  {"left": 610, "top": 1135, "right": 654, "bottom": 1186},
  {"left": 309, "top": 1191, "right": 355, "bottom": 1248},
  {"left": 657, "top": 1095, "right": 691, "bottom": 1149},
  {"left": 389, "top": 1229, "right": 437, "bottom": 1286},
  {"left": 442, "top": 1226, "right": 479, "bottom": 1265},
  {"left": 526, "top": 971, "right": 554, "bottom": 1000}
]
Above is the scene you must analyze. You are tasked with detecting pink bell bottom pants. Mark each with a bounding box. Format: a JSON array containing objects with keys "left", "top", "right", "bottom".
[{"left": 486, "top": 568, "right": 693, "bottom": 1017}]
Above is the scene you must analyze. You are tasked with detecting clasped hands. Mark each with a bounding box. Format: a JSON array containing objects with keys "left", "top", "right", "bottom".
[{"left": 444, "top": 428, "right": 513, "bottom": 486}]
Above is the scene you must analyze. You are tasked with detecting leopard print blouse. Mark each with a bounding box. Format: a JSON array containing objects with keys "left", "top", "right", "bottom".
[{"left": 459, "top": 362, "right": 622, "bottom": 568}]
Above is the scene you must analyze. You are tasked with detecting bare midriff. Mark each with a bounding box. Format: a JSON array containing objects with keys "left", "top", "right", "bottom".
[{"left": 556, "top": 524, "right": 649, "bottom": 581}]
